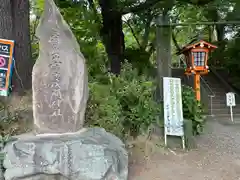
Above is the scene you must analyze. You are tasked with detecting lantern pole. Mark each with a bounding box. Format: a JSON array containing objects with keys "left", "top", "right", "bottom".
[{"left": 194, "top": 72, "right": 201, "bottom": 101}]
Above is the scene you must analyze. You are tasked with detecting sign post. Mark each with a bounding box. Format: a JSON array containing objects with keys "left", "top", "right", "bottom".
[
  {"left": 226, "top": 92, "right": 236, "bottom": 122},
  {"left": 0, "top": 39, "right": 15, "bottom": 96},
  {"left": 163, "top": 77, "right": 185, "bottom": 150}
]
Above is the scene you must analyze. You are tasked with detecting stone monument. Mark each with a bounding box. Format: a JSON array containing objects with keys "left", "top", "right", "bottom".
[
  {"left": 2, "top": 0, "right": 128, "bottom": 179},
  {"left": 32, "top": 0, "right": 88, "bottom": 133}
]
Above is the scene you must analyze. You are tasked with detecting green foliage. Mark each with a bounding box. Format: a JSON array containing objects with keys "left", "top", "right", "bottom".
[
  {"left": 220, "top": 37, "right": 240, "bottom": 90},
  {"left": 0, "top": 101, "right": 19, "bottom": 136},
  {"left": 86, "top": 82, "right": 124, "bottom": 138},
  {"left": 86, "top": 62, "right": 161, "bottom": 140},
  {"left": 124, "top": 47, "right": 153, "bottom": 75},
  {"left": 182, "top": 85, "right": 206, "bottom": 135},
  {"left": 0, "top": 100, "right": 19, "bottom": 175},
  {"left": 31, "top": 0, "right": 44, "bottom": 15},
  {"left": 112, "top": 63, "right": 161, "bottom": 137}
]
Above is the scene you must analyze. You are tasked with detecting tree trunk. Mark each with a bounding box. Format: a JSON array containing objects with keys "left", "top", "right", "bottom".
[
  {"left": 208, "top": 25, "right": 212, "bottom": 42},
  {"left": 11, "top": 0, "right": 33, "bottom": 92},
  {"left": 0, "top": 0, "right": 13, "bottom": 101},
  {"left": 0, "top": 0, "right": 13, "bottom": 39},
  {"left": 99, "top": 0, "right": 124, "bottom": 74},
  {"left": 216, "top": 24, "right": 225, "bottom": 42},
  {"left": 156, "top": 12, "right": 172, "bottom": 101}
]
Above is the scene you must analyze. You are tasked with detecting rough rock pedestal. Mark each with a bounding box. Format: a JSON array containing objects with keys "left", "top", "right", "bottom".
[{"left": 3, "top": 128, "right": 128, "bottom": 180}]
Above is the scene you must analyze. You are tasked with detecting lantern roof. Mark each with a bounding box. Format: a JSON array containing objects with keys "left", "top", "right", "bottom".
[{"left": 177, "top": 39, "right": 217, "bottom": 55}]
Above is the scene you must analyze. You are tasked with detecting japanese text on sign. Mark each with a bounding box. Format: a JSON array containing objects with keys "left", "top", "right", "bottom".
[
  {"left": 0, "top": 39, "right": 14, "bottom": 96},
  {"left": 226, "top": 92, "right": 236, "bottom": 107},
  {"left": 163, "top": 77, "right": 184, "bottom": 136}
]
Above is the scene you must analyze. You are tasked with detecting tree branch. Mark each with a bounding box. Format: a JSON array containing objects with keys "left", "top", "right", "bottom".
[
  {"left": 142, "top": 13, "right": 154, "bottom": 49},
  {"left": 31, "top": 15, "right": 41, "bottom": 42},
  {"left": 148, "top": 41, "right": 156, "bottom": 55},
  {"left": 172, "top": 30, "right": 181, "bottom": 51},
  {"left": 123, "top": 19, "right": 142, "bottom": 48},
  {"left": 178, "top": 0, "right": 215, "bottom": 6},
  {"left": 87, "top": 0, "right": 101, "bottom": 24},
  {"left": 121, "top": 0, "right": 163, "bottom": 15}
]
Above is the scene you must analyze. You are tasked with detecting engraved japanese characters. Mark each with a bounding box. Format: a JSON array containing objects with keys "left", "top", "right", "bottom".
[{"left": 32, "top": 0, "right": 88, "bottom": 133}]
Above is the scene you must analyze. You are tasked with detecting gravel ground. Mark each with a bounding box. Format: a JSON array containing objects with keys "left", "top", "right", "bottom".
[{"left": 129, "top": 117, "right": 240, "bottom": 180}]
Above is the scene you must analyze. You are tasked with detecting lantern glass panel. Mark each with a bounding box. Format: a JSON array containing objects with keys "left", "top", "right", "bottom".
[{"left": 192, "top": 51, "right": 206, "bottom": 66}]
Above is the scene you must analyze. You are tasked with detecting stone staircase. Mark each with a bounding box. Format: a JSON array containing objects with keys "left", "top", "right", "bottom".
[
  {"left": 172, "top": 68, "right": 240, "bottom": 118},
  {"left": 203, "top": 72, "right": 240, "bottom": 117}
]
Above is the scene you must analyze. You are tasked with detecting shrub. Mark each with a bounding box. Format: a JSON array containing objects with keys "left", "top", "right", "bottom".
[
  {"left": 85, "top": 82, "right": 125, "bottom": 139},
  {"left": 182, "top": 85, "right": 206, "bottom": 136},
  {"left": 85, "top": 62, "right": 161, "bottom": 140},
  {"left": 0, "top": 100, "right": 19, "bottom": 136},
  {"left": 111, "top": 63, "right": 161, "bottom": 138}
]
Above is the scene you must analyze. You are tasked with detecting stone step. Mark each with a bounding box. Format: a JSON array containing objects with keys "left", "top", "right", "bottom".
[
  {"left": 212, "top": 100, "right": 226, "bottom": 103},
  {"left": 208, "top": 88, "right": 220, "bottom": 90},
  {"left": 213, "top": 92, "right": 227, "bottom": 95},
  {"left": 212, "top": 91, "right": 228, "bottom": 93},
  {"left": 212, "top": 97, "right": 226, "bottom": 100},
  {"left": 209, "top": 104, "right": 227, "bottom": 108},
  {"left": 202, "top": 74, "right": 240, "bottom": 116},
  {"left": 211, "top": 108, "right": 240, "bottom": 114},
  {"left": 205, "top": 77, "right": 222, "bottom": 80},
  {"left": 209, "top": 86, "right": 227, "bottom": 89},
  {"left": 211, "top": 89, "right": 227, "bottom": 93},
  {"left": 205, "top": 83, "right": 225, "bottom": 86},
  {"left": 211, "top": 97, "right": 226, "bottom": 100},
  {"left": 212, "top": 90, "right": 226, "bottom": 96},
  {"left": 212, "top": 95, "right": 225, "bottom": 98},
  {"left": 211, "top": 95, "right": 226, "bottom": 98},
  {"left": 203, "top": 82, "right": 221, "bottom": 86},
  {"left": 208, "top": 114, "right": 240, "bottom": 119},
  {"left": 211, "top": 99, "right": 239, "bottom": 103},
  {"left": 211, "top": 104, "right": 240, "bottom": 108},
  {"left": 212, "top": 99, "right": 226, "bottom": 102},
  {"left": 209, "top": 103, "right": 240, "bottom": 109},
  {"left": 210, "top": 98, "right": 224, "bottom": 101},
  {"left": 211, "top": 91, "right": 225, "bottom": 93},
  {"left": 211, "top": 100, "right": 239, "bottom": 105}
]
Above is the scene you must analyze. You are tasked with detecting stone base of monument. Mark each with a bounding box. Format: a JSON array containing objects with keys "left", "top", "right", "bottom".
[{"left": 3, "top": 128, "right": 128, "bottom": 180}]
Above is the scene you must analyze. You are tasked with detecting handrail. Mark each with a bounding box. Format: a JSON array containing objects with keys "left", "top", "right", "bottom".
[
  {"left": 200, "top": 76, "right": 215, "bottom": 97},
  {"left": 200, "top": 76, "right": 215, "bottom": 116}
]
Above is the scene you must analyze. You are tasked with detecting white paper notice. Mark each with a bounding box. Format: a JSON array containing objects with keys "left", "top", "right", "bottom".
[
  {"left": 226, "top": 92, "right": 236, "bottom": 107},
  {"left": 163, "top": 77, "right": 184, "bottom": 137}
]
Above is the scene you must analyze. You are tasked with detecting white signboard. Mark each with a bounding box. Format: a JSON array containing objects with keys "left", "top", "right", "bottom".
[
  {"left": 163, "top": 77, "right": 185, "bottom": 149},
  {"left": 226, "top": 92, "right": 236, "bottom": 122},
  {"left": 226, "top": 92, "right": 236, "bottom": 107}
]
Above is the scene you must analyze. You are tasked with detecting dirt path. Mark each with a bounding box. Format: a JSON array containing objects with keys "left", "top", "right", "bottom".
[{"left": 129, "top": 117, "right": 240, "bottom": 180}]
